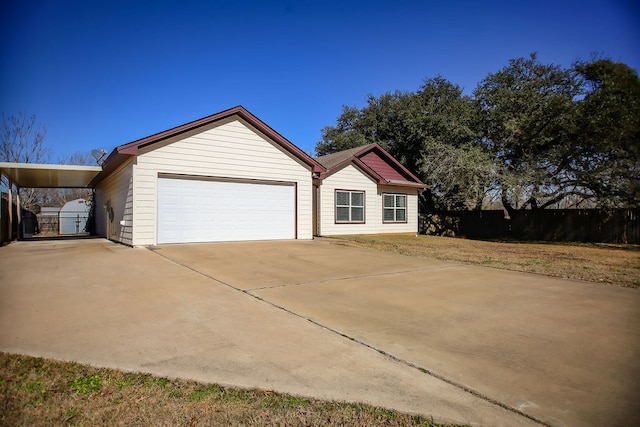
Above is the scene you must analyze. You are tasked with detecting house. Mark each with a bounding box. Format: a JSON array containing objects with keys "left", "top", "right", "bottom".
[
  {"left": 89, "top": 106, "right": 426, "bottom": 246},
  {"left": 1, "top": 106, "right": 425, "bottom": 246},
  {"left": 314, "top": 144, "right": 425, "bottom": 236}
]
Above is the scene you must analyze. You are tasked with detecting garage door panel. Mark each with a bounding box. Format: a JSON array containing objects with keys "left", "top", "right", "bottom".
[{"left": 158, "top": 178, "right": 295, "bottom": 244}]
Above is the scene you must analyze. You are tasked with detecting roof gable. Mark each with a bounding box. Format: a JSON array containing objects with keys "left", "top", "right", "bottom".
[
  {"left": 316, "top": 144, "right": 426, "bottom": 188},
  {"left": 92, "top": 106, "right": 324, "bottom": 186},
  {"left": 315, "top": 144, "right": 376, "bottom": 170}
]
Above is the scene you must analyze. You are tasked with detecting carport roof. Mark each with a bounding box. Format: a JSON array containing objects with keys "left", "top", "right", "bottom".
[{"left": 0, "top": 162, "right": 102, "bottom": 188}]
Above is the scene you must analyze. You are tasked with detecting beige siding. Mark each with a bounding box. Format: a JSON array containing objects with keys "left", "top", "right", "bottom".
[
  {"left": 318, "top": 164, "right": 419, "bottom": 235},
  {"left": 133, "top": 118, "right": 313, "bottom": 246},
  {"left": 94, "top": 158, "right": 134, "bottom": 245}
]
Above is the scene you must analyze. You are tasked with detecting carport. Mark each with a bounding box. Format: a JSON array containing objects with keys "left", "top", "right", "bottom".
[{"left": 0, "top": 162, "right": 102, "bottom": 245}]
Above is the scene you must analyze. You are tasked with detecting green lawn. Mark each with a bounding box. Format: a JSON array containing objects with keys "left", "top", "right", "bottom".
[{"left": 1, "top": 352, "right": 466, "bottom": 427}]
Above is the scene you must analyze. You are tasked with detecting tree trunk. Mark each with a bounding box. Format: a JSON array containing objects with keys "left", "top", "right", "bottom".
[{"left": 501, "top": 191, "right": 516, "bottom": 218}]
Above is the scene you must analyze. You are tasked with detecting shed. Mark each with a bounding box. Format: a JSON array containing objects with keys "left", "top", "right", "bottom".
[{"left": 59, "top": 198, "right": 91, "bottom": 235}]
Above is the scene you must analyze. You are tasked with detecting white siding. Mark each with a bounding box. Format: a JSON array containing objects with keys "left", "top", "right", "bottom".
[
  {"left": 94, "top": 158, "right": 134, "bottom": 245},
  {"left": 318, "top": 164, "right": 419, "bottom": 236},
  {"left": 133, "top": 118, "right": 313, "bottom": 246}
]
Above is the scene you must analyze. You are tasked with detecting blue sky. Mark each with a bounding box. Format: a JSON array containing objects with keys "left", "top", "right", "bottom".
[{"left": 1, "top": 0, "right": 638, "bottom": 161}]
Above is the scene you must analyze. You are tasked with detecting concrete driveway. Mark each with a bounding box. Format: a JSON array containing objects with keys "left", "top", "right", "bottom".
[{"left": 1, "top": 238, "right": 638, "bottom": 427}]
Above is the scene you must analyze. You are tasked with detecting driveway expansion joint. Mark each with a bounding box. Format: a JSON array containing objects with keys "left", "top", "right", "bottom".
[
  {"left": 148, "top": 248, "right": 239, "bottom": 291},
  {"left": 250, "top": 295, "right": 551, "bottom": 427},
  {"left": 148, "top": 247, "right": 550, "bottom": 427},
  {"left": 246, "top": 264, "right": 467, "bottom": 291}
]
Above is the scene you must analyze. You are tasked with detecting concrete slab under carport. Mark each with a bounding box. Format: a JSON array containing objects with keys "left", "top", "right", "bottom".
[
  {"left": 154, "top": 239, "right": 640, "bottom": 427},
  {"left": 0, "top": 239, "right": 535, "bottom": 427}
]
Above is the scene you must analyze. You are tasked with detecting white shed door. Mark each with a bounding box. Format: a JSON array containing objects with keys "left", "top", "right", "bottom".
[{"left": 158, "top": 178, "right": 295, "bottom": 244}]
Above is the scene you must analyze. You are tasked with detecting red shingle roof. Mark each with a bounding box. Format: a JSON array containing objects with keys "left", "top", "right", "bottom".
[{"left": 360, "top": 151, "right": 407, "bottom": 182}]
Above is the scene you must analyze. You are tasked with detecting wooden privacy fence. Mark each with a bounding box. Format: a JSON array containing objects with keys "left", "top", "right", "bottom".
[{"left": 420, "top": 208, "right": 640, "bottom": 244}]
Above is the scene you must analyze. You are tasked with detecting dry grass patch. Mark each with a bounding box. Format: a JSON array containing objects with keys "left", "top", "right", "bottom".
[
  {"left": 0, "top": 352, "right": 465, "bottom": 427},
  {"left": 331, "top": 235, "right": 640, "bottom": 288}
]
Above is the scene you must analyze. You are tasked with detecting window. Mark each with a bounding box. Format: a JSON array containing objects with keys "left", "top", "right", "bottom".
[
  {"left": 383, "top": 194, "right": 407, "bottom": 223},
  {"left": 335, "top": 190, "right": 365, "bottom": 223}
]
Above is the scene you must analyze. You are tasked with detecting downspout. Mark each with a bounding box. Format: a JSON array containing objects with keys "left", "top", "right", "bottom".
[
  {"left": 16, "top": 187, "right": 21, "bottom": 239},
  {"left": 312, "top": 172, "right": 322, "bottom": 237},
  {"left": 7, "top": 178, "right": 12, "bottom": 240}
]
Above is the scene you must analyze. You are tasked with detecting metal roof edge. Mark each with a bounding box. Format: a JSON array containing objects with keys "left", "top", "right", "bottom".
[{"left": 0, "top": 162, "right": 101, "bottom": 172}]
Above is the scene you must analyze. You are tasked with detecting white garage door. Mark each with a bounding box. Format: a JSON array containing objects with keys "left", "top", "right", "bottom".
[{"left": 158, "top": 177, "right": 295, "bottom": 244}]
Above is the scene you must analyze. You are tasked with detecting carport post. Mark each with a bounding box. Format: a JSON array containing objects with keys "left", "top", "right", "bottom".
[
  {"left": 0, "top": 172, "right": 7, "bottom": 244},
  {"left": 1, "top": 171, "right": 20, "bottom": 243},
  {"left": 10, "top": 179, "right": 21, "bottom": 241},
  {"left": 16, "top": 184, "right": 21, "bottom": 236}
]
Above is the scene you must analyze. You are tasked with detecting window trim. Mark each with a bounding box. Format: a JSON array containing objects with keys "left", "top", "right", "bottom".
[
  {"left": 334, "top": 189, "right": 366, "bottom": 224},
  {"left": 382, "top": 193, "right": 408, "bottom": 224}
]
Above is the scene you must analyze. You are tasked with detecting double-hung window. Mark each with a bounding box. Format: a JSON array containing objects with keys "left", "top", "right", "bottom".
[
  {"left": 383, "top": 193, "right": 407, "bottom": 223},
  {"left": 335, "top": 190, "right": 365, "bottom": 223}
]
